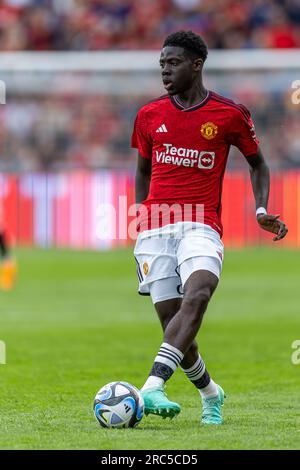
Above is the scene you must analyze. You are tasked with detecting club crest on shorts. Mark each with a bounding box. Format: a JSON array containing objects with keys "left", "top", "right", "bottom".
[
  {"left": 201, "top": 122, "right": 218, "bottom": 140},
  {"left": 143, "top": 262, "right": 149, "bottom": 275}
]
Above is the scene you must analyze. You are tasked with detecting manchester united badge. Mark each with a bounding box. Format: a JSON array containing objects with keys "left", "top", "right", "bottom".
[{"left": 201, "top": 122, "right": 218, "bottom": 140}]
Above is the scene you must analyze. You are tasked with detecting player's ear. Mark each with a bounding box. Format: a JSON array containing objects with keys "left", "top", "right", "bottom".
[{"left": 194, "top": 58, "right": 203, "bottom": 72}]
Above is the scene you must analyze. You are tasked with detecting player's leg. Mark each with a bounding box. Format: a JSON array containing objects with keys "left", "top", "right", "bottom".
[
  {"left": 154, "top": 296, "right": 199, "bottom": 369},
  {"left": 137, "top": 224, "right": 226, "bottom": 422},
  {"left": 138, "top": 278, "right": 183, "bottom": 417},
  {"left": 176, "top": 226, "right": 225, "bottom": 423},
  {"left": 143, "top": 270, "right": 218, "bottom": 386},
  {"left": 140, "top": 275, "right": 222, "bottom": 421},
  {"left": 145, "top": 270, "right": 225, "bottom": 423},
  {"left": 0, "top": 230, "right": 17, "bottom": 291},
  {"left": 141, "top": 271, "right": 222, "bottom": 418},
  {"left": 0, "top": 231, "right": 9, "bottom": 258},
  {"left": 141, "top": 248, "right": 226, "bottom": 423},
  {"left": 151, "top": 290, "right": 206, "bottom": 372},
  {"left": 163, "top": 269, "right": 225, "bottom": 424},
  {"left": 134, "top": 231, "right": 184, "bottom": 417},
  {"left": 134, "top": 229, "right": 224, "bottom": 420},
  {"left": 153, "top": 295, "right": 221, "bottom": 400},
  {"left": 163, "top": 269, "right": 218, "bottom": 352}
]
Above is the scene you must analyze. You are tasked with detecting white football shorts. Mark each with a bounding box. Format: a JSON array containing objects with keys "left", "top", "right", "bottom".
[{"left": 134, "top": 222, "right": 224, "bottom": 304}]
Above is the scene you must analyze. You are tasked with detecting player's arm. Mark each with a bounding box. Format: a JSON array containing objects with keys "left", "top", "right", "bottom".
[
  {"left": 245, "top": 148, "right": 288, "bottom": 241},
  {"left": 135, "top": 153, "right": 152, "bottom": 205}
]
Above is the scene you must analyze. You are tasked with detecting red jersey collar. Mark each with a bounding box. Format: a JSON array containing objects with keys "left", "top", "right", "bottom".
[{"left": 171, "top": 90, "right": 211, "bottom": 112}]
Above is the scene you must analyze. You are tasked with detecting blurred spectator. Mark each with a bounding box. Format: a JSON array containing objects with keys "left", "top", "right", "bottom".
[{"left": 0, "top": 0, "right": 300, "bottom": 51}]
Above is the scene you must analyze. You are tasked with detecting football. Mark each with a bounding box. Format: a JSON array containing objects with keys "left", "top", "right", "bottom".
[{"left": 94, "top": 381, "right": 144, "bottom": 428}]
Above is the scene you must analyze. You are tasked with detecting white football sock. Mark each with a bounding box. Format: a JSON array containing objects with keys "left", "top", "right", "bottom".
[
  {"left": 141, "top": 376, "right": 164, "bottom": 391},
  {"left": 198, "top": 379, "right": 219, "bottom": 399}
]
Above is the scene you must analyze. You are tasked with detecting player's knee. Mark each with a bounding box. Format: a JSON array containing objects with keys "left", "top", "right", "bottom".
[
  {"left": 160, "top": 315, "right": 172, "bottom": 331},
  {"left": 154, "top": 305, "right": 174, "bottom": 331},
  {"left": 155, "top": 297, "right": 182, "bottom": 331},
  {"left": 184, "top": 287, "right": 212, "bottom": 316}
]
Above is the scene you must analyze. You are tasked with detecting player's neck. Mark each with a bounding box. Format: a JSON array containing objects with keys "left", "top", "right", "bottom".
[{"left": 175, "top": 83, "right": 207, "bottom": 109}]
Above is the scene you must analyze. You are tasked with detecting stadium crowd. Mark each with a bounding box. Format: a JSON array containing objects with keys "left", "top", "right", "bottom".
[
  {"left": 0, "top": 0, "right": 299, "bottom": 171},
  {"left": 0, "top": 0, "right": 300, "bottom": 51},
  {"left": 0, "top": 91, "right": 299, "bottom": 172}
]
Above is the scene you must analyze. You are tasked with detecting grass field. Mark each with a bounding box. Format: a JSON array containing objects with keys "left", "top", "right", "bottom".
[{"left": 0, "top": 247, "right": 299, "bottom": 450}]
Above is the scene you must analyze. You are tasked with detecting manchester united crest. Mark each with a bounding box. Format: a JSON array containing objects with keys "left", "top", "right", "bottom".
[
  {"left": 201, "top": 122, "right": 218, "bottom": 140},
  {"left": 143, "top": 262, "right": 149, "bottom": 275}
]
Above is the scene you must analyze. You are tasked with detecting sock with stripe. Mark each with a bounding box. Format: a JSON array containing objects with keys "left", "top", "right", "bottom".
[
  {"left": 181, "top": 353, "right": 218, "bottom": 399},
  {"left": 141, "top": 342, "right": 184, "bottom": 391}
]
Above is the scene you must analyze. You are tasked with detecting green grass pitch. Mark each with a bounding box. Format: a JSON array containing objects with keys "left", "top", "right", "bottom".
[{"left": 0, "top": 247, "right": 299, "bottom": 450}]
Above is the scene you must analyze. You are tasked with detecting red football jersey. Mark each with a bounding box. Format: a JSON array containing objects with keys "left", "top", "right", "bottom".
[{"left": 131, "top": 91, "right": 259, "bottom": 237}]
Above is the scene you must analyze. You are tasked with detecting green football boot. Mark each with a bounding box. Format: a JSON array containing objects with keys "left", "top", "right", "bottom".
[
  {"left": 141, "top": 387, "right": 181, "bottom": 419},
  {"left": 201, "top": 385, "right": 226, "bottom": 425}
]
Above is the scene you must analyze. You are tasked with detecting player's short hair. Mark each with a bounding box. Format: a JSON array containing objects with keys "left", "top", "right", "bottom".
[{"left": 163, "top": 31, "right": 208, "bottom": 63}]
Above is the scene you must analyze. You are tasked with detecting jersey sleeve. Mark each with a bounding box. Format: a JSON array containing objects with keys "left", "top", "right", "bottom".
[
  {"left": 228, "top": 105, "right": 259, "bottom": 157},
  {"left": 131, "top": 108, "right": 152, "bottom": 159}
]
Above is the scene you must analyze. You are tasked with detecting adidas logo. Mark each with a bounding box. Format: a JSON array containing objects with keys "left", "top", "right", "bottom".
[
  {"left": 124, "top": 404, "right": 131, "bottom": 413},
  {"left": 156, "top": 124, "right": 168, "bottom": 133}
]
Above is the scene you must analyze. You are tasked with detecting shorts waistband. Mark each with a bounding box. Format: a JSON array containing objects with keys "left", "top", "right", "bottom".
[{"left": 138, "top": 222, "right": 220, "bottom": 241}]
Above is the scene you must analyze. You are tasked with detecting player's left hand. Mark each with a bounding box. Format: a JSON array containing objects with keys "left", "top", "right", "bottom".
[{"left": 257, "top": 213, "right": 288, "bottom": 241}]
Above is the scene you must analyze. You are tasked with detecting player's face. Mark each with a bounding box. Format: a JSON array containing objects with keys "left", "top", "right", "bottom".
[{"left": 160, "top": 46, "right": 199, "bottom": 95}]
